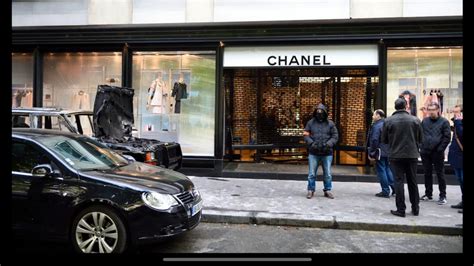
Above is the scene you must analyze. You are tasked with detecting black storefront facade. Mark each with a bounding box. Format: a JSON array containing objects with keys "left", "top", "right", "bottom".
[{"left": 12, "top": 16, "right": 463, "bottom": 177}]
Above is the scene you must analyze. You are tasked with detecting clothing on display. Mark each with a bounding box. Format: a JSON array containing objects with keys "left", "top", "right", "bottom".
[
  {"left": 172, "top": 81, "right": 188, "bottom": 114},
  {"left": 72, "top": 90, "right": 91, "bottom": 110},
  {"left": 421, "top": 89, "right": 444, "bottom": 117},
  {"left": 147, "top": 77, "right": 170, "bottom": 114},
  {"left": 12, "top": 89, "right": 33, "bottom": 108},
  {"left": 399, "top": 90, "right": 417, "bottom": 116}
]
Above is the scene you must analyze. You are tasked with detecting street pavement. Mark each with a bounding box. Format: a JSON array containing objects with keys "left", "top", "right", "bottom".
[{"left": 189, "top": 176, "right": 463, "bottom": 235}]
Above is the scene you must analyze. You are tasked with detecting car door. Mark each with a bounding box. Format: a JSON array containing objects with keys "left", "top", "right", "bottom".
[{"left": 12, "top": 138, "right": 81, "bottom": 240}]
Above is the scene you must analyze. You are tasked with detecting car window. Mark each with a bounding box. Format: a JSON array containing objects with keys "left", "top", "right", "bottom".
[
  {"left": 66, "top": 114, "right": 94, "bottom": 137},
  {"left": 37, "top": 115, "right": 71, "bottom": 132},
  {"left": 12, "top": 115, "right": 31, "bottom": 128},
  {"left": 12, "top": 140, "right": 52, "bottom": 174},
  {"left": 36, "top": 135, "right": 129, "bottom": 171}
]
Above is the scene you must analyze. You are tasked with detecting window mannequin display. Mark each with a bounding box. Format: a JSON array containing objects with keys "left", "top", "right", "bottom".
[
  {"left": 72, "top": 90, "right": 91, "bottom": 110},
  {"left": 171, "top": 73, "right": 188, "bottom": 114},
  {"left": 147, "top": 72, "right": 170, "bottom": 114},
  {"left": 399, "top": 90, "right": 417, "bottom": 116},
  {"left": 422, "top": 90, "right": 442, "bottom": 118},
  {"left": 12, "top": 88, "right": 33, "bottom": 108}
]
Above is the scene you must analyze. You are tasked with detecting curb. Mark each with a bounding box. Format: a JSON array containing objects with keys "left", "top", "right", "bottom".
[{"left": 201, "top": 211, "right": 463, "bottom": 236}]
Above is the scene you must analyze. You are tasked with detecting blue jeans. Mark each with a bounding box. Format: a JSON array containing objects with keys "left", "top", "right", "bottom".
[
  {"left": 454, "top": 168, "right": 463, "bottom": 201},
  {"left": 375, "top": 157, "right": 394, "bottom": 196},
  {"left": 307, "top": 154, "right": 333, "bottom": 192}
]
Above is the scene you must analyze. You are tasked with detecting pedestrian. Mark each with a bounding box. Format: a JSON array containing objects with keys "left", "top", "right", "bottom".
[
  {"left": 448, "top": 104, "right": 463, "bottom": 213},
  {"left": 367, "top": 109, "right": 395, "bottom": 198},
  {"left": 382, "top": 98, "right": 423, "bottom": 217},
  {"left": 303, "top": 103, "right": 338, "bottom": 199},
  {"left": 419, "top": 102, "right": 451, "bottom": 205}
]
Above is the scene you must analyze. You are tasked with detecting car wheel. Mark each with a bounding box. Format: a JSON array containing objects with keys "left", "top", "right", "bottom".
[{"left": 71, "top": 206, "right": 127, "bottom": 254}]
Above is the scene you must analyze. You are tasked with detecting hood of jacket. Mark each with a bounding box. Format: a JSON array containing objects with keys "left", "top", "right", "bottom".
[{"left": 313, "top": 103, "right": 329, "bottom": 121}]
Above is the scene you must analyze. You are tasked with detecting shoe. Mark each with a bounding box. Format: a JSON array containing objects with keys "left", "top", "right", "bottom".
[
  {"left": 451, "top": 202, "right": 463, "bottom": 209},
  {"left": 390, "top": 210, "right": 406, "bottom": 217},
  {"left": 306, "top": 191, "right": 314, "bottom": 199},
  {"left": 420, "top": 195, "right": 433, "bottom": 201},
  {"left": 375, "top": 192, "right": 390, "bottom": 198},
  {"left": 411, "top": 207, "right": 419, "bottom": 216},
  {"left": 324, "top": 191, "right": 334, "bottom": 199},
  {"left": 458, "top": 209, "right": 463, "bottom": 214},
  {"left": 437, "top": 197, "right": 447, "bottom": 205},
  {"left": 390, "top": 186, "right": 396, "bottom": 196}
]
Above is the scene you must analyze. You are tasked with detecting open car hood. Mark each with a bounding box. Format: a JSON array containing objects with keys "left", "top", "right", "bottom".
[{"left": 93, "top": 85, "right": 135, "bottom": 140}]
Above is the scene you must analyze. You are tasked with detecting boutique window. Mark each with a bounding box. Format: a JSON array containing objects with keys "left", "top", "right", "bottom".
[
  {"left": 132, "top": 51, "right": 216, "bottom": 156},
  {"left": 387, "top": 47, "right": 462, "bottom": 121},
  {"left": 43, "top": 52, "right": 122, "bottom": 110},
  {"left": 12, "top": 53, "right": 34, "bottom": 108},
  {"left": 387, "top": 47, "right": 463, "bottom": 160}
]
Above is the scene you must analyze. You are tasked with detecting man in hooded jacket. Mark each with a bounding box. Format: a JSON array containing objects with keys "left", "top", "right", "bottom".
[{"left": 303, "top": 104, "right": 339, "bottom": 199}]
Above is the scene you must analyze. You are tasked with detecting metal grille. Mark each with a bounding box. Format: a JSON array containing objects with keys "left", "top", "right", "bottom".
[
  {"left": 175, "top": 191, "right": 194, "bottom": 205},
  {"left": 225, "top": 68, "right": 378, "bottom": 164}
]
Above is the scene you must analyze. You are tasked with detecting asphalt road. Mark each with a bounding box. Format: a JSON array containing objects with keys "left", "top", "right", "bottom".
[{"left": 14, "top": 222, "right": 462, "bottom": 254}]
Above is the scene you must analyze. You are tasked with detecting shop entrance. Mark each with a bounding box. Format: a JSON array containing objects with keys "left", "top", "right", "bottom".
[{"left": 224, "top": 67, "right": 378, "bottom": 166}]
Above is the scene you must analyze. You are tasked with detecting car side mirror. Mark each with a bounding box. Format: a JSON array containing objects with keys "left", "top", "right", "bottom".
[
  {"left": 122, "top": 154, "right": 136, "bottom": 163},
  {"left": 31, "top": 164, "right": 53, "bottom": 177}
]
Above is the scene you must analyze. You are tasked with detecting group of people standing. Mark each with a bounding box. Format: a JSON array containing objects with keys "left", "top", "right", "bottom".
[{"left": 303, "top": 99, "right": 463, "bottom": 218}]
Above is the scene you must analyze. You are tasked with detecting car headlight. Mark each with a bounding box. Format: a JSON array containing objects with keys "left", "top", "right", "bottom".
[{"left": 142, "top": 191, "right": 178, "bottom": 211}]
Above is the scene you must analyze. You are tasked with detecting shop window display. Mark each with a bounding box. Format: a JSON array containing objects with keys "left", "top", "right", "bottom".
[
  {"left": 43, "top": 52, "right": 122, "bottom": 110},
  {"left": 387, "top": 47, "right": 463, "bottom": 160},
  {"left": 12, "top": 53, "right": 34, "bottom": 108},
  {"left": 133, "top": 52, "right": 216, "bottom": 156}
]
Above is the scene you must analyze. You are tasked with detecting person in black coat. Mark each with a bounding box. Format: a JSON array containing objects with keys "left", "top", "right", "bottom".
[
  {"left": 419, "top": 102, "right": 451, "bottom": 205},
  {"left": 448, "top": 105, "right": 463, "bottom": 213},
  {"left": 382, "top": 98, "right": 423, "bottom": 217},
  {"left": 303, "top": 103, "right": 338, "bottom": 199}
]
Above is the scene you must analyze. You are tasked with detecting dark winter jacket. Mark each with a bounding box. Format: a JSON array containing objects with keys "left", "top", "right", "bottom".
[
  {"left": 420, "top": 116, "right": 451, "bottom": 154},
  {"left": 304, "top": 104, "right": 339, "bottom": 156},
  {"left": 381, "top": 110, "right": 423, "bottom": 159},
  {"left": 367, "top": 119, "right": 390, "bottom": 159},
  {"left": 448, "top": 119, "right": 463, "bottom": 169}
]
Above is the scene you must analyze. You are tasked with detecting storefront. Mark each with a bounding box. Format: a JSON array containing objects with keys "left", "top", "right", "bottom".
[
  {"left": 223, "top": 45, "right": 379, "bottom": 166},
  {"left": 12, "top": 16, "right": 462, "bottom": 176}
]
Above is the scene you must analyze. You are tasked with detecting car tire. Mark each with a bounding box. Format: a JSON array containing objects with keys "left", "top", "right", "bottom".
[{"left": 71, "top": 205, "right": 127, "bottom": 254}]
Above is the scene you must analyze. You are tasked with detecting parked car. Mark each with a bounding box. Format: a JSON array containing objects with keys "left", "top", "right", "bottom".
[
  {"left": 12, "top": 128, "right": 202, "bottom": 253},
  {"left": 12, "top": 90, "right": 183, "bottom": 170}
]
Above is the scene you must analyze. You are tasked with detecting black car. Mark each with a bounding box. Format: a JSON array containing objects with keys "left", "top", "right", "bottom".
[{"left": 12, "top": 128, "right": 202, "bottom": 253}]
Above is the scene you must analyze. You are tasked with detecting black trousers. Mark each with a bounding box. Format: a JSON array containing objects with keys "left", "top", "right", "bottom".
[
  {"left": 390, "top": 159, "right": 420, "bottom": 213},
  {"left": 421, "top": 151, "right": 446, "bottom": 198}
]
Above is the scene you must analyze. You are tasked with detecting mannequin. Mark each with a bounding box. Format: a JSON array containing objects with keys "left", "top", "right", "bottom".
[
  {"left": 172, "top": 73, "right": 188, "bottom": 114},
  {"left": 399, "top": 90, "right": 417, "bottom": 116},
  {"left": 147, "top": 72, "right": 170, "bottom": 114},
  {"left": 72, "top": 90, "right": 90, "bottom": 110}
]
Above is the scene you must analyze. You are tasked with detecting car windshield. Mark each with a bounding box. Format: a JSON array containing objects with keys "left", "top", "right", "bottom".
[{"left": 36, "top": 135, "right": 129, "bottom": 171}]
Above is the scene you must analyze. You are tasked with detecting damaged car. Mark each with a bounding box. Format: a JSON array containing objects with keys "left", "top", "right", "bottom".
[{"left": 12, "top": 85, "right": 183, "bottom": 170}]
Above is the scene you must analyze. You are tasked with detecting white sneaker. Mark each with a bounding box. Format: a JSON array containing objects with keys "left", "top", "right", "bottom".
[{"left": 437, "top": 197, "right": 447, "bottom": 205}]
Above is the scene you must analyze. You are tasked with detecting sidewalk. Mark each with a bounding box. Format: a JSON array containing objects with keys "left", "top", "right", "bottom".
[{"left": 189, "top": 176, "right": 463, "bottom": 236}]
